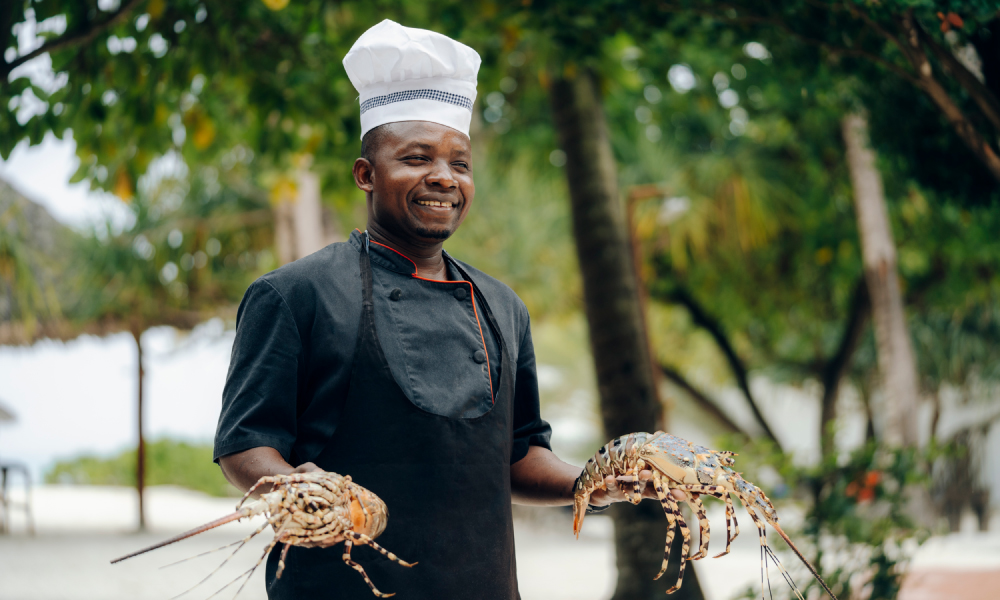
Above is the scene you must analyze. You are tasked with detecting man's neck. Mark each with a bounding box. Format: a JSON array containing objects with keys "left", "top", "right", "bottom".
[{"left": 367, "top": 224, "right": 450, "bottom": 281}]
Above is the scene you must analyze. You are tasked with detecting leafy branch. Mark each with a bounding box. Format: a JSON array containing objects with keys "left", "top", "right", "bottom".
[
  {"left": 659, "top": 362, "right": 747, "bottom": 436},
  {"left": 657, "top": 284, "right": 783, "bottom": 450},
  {"left": 1, "top": 0, "right": 146, "bottom": 80}
]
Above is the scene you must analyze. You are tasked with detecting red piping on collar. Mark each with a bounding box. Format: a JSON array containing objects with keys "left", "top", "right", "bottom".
[{"left": 362, "top": 231, "right": 495, "bottom": 404}]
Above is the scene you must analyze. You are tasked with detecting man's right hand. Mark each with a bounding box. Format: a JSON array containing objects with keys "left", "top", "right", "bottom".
[
  {"left": 291, "top": 461, "right": 323, "bottom": 474},
  {"left": 219, "top": 447, "right": 329, "bottom": 497},
  {"left": 219, "top": 450, "right": 347, "bottom": 548}
]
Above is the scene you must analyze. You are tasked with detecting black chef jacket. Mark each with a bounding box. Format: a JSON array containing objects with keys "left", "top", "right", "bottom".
[{"left": 214, "top": 229, "right": 552, "bottom": 467}]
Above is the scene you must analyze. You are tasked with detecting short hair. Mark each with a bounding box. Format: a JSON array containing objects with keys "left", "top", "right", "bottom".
[{"left": 360, "top": 123, "right": 392, "bottom": 164}]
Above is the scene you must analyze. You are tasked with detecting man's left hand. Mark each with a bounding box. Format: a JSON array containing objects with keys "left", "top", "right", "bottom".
[{"left": 586, "top": 470, "right": 691, "bottom": 507}]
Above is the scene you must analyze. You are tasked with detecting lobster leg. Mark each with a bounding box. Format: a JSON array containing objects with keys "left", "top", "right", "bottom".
[
  {"left": 630, "top": 462, "right": 644, "bottom": 504},
  {"left": 237, "top": 475, "right": 281, "bottom": 508},
  {"left": 275, "top": 542, "right": 292, "bottom": 579},
  {"left": 685, "top": 494, "right": 711, "bottom": 561},
  {"left": 651, "top": 471, "right": 679, "bottom": 581},
  {"left": 341, "top": 538, "right": 395, "bottom": 598},
  {"left": 674, "top": 484, "right": 728, "bottom": 560},
  {"left": 663, "top": 498, "right": 692, "bottom": 594},
  {"left": 345, "top": 531, "right": 417, "bottom": 568},
  {"left": 714, "top": 494, "right": 739, "bottom": 558}
]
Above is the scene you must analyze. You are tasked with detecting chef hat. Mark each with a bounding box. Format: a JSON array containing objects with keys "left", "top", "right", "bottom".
[{"left": 343, "top": 19, "right": 482, "bottom": 140}]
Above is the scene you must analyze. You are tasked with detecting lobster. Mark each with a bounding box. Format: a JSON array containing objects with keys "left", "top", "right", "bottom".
[
  {"left": 573, "top": 432, "right": 838, "bottom": 600},
  {"left": 111, "top": 471, "right": 415, "bottom": 598}
]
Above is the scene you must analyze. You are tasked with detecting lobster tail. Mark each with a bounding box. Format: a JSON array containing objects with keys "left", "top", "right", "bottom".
[
  {"left": 572, "top": 492, "right": 590, "bottom": 538},
  {"left": 771, "top": 523, "right": 838, "bottom": 600}
]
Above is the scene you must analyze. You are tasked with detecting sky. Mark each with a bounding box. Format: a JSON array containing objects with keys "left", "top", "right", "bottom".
[{"left": 0, "top": 134, "right": 129, "bottom": 229}]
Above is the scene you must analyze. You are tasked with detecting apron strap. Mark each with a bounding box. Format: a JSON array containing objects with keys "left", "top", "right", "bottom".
[{"left": 360, "top": 230, "right": 375, "bottom": 309}]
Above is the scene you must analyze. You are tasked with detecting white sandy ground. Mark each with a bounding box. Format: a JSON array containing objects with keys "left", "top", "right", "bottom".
[{"left": 0, "top": 486, "right": 997, "bottom": 600}]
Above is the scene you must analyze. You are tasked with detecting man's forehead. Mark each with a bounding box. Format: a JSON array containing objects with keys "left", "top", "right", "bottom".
[{"left": 385, "top": 122, "right": 471, "bottom": 154}]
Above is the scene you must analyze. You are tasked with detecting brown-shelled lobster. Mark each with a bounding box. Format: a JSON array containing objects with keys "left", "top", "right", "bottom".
[
  {"left": 111, "top": 471, "right": 415, "bottom": 598},
  {"left": 573, "top": 431, "right": 838, "bottom": 600}
]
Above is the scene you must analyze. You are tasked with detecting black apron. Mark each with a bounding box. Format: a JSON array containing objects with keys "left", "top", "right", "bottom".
[{"left": 265, "top": 234, "right": 519, "bottom": 599}]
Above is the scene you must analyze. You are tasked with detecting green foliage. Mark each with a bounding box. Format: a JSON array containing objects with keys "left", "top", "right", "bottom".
[
  {"left": 46, "top": 438, "right": 239, "bottom": 497},
  {"left": 66, "top": 170, "right": 272, "bottom": 331},
  {"left": 447, "top": 154, "right": 578, "bottom": 318}
]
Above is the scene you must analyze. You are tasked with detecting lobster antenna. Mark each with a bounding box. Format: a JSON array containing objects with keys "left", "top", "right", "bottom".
[
  {"left": 771, "top": 522, "right": 838, "bottom": 600},
  {"left": 765, "top": 545, "right": 804, "bottom": 600},
  {"left": 110, "top": 511, "right": 245, "bottom": 564},
  {"left": 160, "top": 539, "right": 242, "bottom": 569}
]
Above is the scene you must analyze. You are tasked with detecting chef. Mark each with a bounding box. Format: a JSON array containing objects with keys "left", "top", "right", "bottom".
[{"left": 214, "top": 20, "right": 677, "bottom": 599}]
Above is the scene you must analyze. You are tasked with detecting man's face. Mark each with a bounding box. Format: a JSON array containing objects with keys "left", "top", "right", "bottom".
[{"left": 355, "top": 121, "right": 474, "bottom": 244}]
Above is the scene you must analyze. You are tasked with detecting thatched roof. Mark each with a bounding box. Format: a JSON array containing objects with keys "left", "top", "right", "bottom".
[{"left": 0, "top": 178, "right": 79, "bottom": 345}]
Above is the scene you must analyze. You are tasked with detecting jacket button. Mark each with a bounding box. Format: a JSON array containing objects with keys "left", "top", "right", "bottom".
[
  {"left": 453, "top": 287, "right": 468, "bottom": 300},
  {"left": 389, "top": 288, "right": 402, "bottom": 301},
  {"left": 473, "top": 350, "right": 486, "bottom": 363}
]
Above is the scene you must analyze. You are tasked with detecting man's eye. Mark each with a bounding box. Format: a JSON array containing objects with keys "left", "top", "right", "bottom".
[{"left": 453, "top": 162, "right": 469, "bottom": 169}]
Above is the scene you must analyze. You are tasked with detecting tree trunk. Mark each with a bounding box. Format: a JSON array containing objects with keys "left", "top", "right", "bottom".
[
  {"left": 551, "top": 70, "right": 704, "bottom": 600},
  {"left": 273, "top": 198, "right": 296, "bottom": 265},
  {"left": 274, "top": 166, "right": 342, "bottom": 265},
  {"left": 132, "top": 328, "right": 146, "bottom": 531},
  {"left": 292, "top": 166, "right": 327, "bottom": 259},
  {"left": 819, "top": 278, "right": 870, "bottom": 457},
  {"left": 841, "top": 113, "right": 919, "bottom": 447}
]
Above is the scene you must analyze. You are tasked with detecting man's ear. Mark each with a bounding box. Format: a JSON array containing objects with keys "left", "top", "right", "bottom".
[{"left": 353, "top": 158, "right": 374, "bottom": 192}]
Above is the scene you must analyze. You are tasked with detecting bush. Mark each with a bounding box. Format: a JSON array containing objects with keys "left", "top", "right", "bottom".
[
  {"left": 46, "top": 438, "right": 238, "bottom": 497},
  {"left": 718, "top": 436, "right": 934, "bottom": 600}
]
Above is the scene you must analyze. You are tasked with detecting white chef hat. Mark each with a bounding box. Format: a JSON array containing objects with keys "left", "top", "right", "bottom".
[{"left": 343, "top": 20, "right": 482, "bottom": 140}]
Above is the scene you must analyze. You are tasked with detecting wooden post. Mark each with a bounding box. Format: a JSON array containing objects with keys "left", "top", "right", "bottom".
[{"left": 132, "top": 328, "right": 146, "bottom": 531}]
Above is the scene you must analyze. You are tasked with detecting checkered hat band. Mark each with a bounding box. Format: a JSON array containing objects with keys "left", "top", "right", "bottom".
[{"left": 360, "top": 89, "right": 474, "bottom": 115}]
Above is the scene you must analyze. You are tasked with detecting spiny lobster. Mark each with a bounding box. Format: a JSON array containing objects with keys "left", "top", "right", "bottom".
[
  {"left": 573, "top": 431, "right": 838, "bottom": 600},
  {"left": 111, "top": 471, "right": 415, "bottom": 598}
]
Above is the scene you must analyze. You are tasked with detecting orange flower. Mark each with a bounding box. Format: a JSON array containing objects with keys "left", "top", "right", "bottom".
[
  {"left": 864, "top": 471, "right": 881, "bottom": 488},
  {"left": 846, "top": 482, "right": 858, "bottom": 498},
  {"left": 938, "top": 11, "right": 964, "bottom": 32}
]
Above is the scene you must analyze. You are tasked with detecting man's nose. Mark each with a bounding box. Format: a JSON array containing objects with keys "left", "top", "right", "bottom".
[{"left": 425, "top": 161, "right": 458, "bottom": 189}]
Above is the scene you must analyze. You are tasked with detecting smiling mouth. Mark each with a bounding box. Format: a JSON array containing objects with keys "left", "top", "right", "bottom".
[{"left": 414, "top": 199, "right": 456, "bottom": 208}]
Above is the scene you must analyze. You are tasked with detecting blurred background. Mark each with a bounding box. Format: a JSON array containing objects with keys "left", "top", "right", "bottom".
[{"left": 1, "top": 2, "right": 999, "bottom": 599}]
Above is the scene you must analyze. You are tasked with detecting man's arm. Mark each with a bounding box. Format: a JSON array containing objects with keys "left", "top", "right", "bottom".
[
  {"left": 214, "top": 280, "right": 301, "bottom": 471},
  {"left": 507, "top": 312, "right": 685, "bottom": 507},
  {"left": 219, "top": 447, "right": 342, "bottom": 548},
  {"left": 510, "top": 445, "right": 687, "bottom": 507}
]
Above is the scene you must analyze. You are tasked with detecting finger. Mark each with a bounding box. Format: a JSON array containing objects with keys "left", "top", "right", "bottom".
[
  {"left": 669, "top": 488, "right": 688, "bottom": 502},
  {"left": 639, "top": 470, "right": 653, "bottom": 482}
]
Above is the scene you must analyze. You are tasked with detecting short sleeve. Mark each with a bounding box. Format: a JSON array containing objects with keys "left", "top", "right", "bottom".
[
  {"left": 214, "top": 279, "right": 301, "bottom": 463},
  {"left": 510, "top": 313, "right": 552, "bottom": 464}
]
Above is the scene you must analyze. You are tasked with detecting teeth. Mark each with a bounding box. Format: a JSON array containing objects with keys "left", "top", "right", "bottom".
[{"left": 416, "top": 200, "right": 453, "bottom": 208}]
